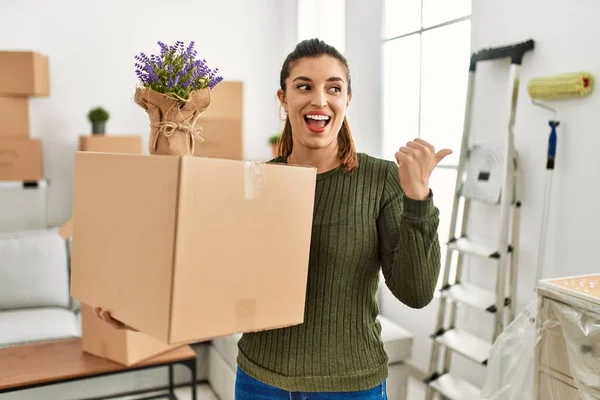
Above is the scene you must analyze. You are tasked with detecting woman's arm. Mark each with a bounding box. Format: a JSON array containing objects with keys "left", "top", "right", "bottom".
[{"left": 377, "top": 162, "right": 442, "bottom": 309}]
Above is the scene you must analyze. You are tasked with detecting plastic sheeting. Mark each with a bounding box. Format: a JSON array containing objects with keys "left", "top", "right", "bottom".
[
  {"left": 481, "top": 276, "right": 600, "bottom": 400},
  {"left": 480, "top": 299, "right": 539, "bottom": 399}
]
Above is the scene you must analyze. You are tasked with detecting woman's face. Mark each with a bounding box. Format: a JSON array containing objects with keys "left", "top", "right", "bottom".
[{"left": 278, "top": 55, "right": 351, "bottom": 153}]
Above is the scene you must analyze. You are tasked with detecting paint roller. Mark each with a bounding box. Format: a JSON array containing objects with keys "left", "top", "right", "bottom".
[
  {"left": 528, "top": 72, "right": 593, "bottom": 100},
  {"left": 528, "top": 71, "right": 594, "bottom": 286}
]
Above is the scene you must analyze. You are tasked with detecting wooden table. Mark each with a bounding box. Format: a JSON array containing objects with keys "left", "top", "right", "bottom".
[{"left": 0, "top": 337, "right": 197, "bottom": 400}]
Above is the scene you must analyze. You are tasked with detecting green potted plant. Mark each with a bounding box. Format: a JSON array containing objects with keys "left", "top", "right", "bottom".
[
  {"left": 87, "top": 107, "right": 110, "bottom": 134},
  {"left": 269, "top": 133, "right": 282, "bottom": 157}
]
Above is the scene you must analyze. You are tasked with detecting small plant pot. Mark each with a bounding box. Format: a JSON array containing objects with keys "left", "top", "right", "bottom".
[{"left": 92, "top": 121, "right": 106, "bottom": 135}]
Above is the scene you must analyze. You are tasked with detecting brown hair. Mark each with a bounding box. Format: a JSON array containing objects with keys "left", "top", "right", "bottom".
[{"left": 278, "top": 38, "right": 358, "bottom": 172}]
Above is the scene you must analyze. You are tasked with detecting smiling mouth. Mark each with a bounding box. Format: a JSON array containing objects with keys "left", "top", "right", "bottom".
[{"left": 304, "top": 114, "right": 331, "bottom": 130}]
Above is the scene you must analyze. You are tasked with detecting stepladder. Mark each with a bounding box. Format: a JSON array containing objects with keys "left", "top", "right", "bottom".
[{"left": 424, "top": 39, "right": 535, "bottom": 400}]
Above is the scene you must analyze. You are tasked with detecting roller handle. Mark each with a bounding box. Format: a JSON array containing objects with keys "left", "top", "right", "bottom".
[
  {"left": 469, "top": 39, "right": 535, "bottom": 71},
  {"left": 547, "top": 121, "right": 559, "bottom": 170}
]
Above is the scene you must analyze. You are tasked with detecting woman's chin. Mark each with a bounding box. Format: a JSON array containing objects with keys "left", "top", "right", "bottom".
[{"left": 300, "top": 136, "right": 336, "bottom": 150}]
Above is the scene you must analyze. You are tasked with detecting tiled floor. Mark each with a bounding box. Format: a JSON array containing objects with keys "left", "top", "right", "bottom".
[
  {"left": 407, "top": 377, "right": 427, "bottom": 399},
  {"left": 115, "top": 378, "right": 426, "bottom": 400}
]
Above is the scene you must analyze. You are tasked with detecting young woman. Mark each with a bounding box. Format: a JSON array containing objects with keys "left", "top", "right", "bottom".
[
  {"left": 233, "top": 38, "right": 450, "bottom": 400},
  {"left": 96, "top": 38, "right": 451, "bottom": 400}
]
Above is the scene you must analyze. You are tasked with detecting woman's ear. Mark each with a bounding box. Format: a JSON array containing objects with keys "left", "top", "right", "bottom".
[
  {"left": 346, "top": 91, "right": 352, "bottom": 107},
  {"left": 277, "top": 89, "right": 287, "bottom": 111}
]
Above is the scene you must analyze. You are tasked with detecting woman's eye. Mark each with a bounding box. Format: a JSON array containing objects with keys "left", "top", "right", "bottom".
[
  {"left": 297, "top": 84, "right": 310, "bottom": 90},
  {"left": 328, "top": 86, "right": 341, "bottom": 93}
]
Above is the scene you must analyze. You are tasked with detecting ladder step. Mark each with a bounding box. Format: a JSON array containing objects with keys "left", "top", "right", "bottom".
[
  {"left": 447, "top": 236, "right": 510, "bottom": 259},
  {"left": 441, "top": 282, "right": 508, "bottom": 313},
  {"left": 433, "top": 329, "right": 491, "bottom": 365},
  {"left": 428, "top": 373, "right": 481, "bottom": 400}
]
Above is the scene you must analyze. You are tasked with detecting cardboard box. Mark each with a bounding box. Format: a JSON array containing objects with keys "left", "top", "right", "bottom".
[
  {"left": 0, "top": 138, "right": 42, "bottom": 181},
  {"left": 193, "top": 118, "right": 243, "bottom": 160},
  {"left": 0, "top": 96, "right": 29, "bottom": 137},
  {"left": 193, "top": 81, "right": 243, "bottom": 160},
  {"left": 79, "top": 135, "right": 142, "bottom": 154},
  {"left": 0, "top": 51, "right": 50, "bottom": 96},
  {"left": 80, "top": 303, "right": 180, "bottom": 366},
  {"left": 70, "top": 152, "right": 316, "bottom": 345},
  {"left": 202, "top": 81, "right": 243, "bottom": 120},
  {"left": 60, "top": 134, "right": 142, "bottom": 245}
]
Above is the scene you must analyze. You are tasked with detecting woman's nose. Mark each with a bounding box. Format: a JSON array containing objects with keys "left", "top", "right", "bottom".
[{"left": 310, "top": 90, "right": 327, "bottom": 107}]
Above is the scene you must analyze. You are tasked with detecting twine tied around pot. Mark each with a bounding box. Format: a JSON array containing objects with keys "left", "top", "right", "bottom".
[
  {"left": 150, "top": 118, "right": 204, "bottom": 155},
  {"left": 134, "top": 85, "right": 211, "bottom": 156}
]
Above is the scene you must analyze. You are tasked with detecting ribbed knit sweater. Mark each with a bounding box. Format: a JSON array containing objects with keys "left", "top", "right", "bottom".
[{"left": 237, "top": 152, "right": 441, "bottom": 392}]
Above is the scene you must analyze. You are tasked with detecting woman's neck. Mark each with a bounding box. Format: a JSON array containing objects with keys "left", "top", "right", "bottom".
[{"left": 287, "top": 146, "right": 341, "bottom": 174}]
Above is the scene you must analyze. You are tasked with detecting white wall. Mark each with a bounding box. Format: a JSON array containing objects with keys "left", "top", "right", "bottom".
[
  {"left": 0, "top": 0, "right": 289, "bottom": 227},
  {"left": 344, "top": 0, "right": 383, "bottom": 157},
  {"left": 282, "top": 0, "right": 300, "bottom": 60},
  {"left": 298, "top": 0, "right": 346, "bottom": 53},
  {"left": 379, "top": 0, "right": 600, "bottom": 388}
]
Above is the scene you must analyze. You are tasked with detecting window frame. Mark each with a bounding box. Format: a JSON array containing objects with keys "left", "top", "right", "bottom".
[
  {"left": 381, "top": 5, "right": 471, "bottom": 169},
  {"left": 381, "top": 2, "right": 472, "bottom": 289}
]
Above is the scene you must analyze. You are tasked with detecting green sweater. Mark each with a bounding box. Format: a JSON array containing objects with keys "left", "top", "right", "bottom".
[{"left": 237, "top": 152, "right": 441, "bottom": 392}]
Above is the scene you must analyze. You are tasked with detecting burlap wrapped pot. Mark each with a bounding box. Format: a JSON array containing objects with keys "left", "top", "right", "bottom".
[{"left": 134, "top": 86, "right": 211, "bottom": 156}]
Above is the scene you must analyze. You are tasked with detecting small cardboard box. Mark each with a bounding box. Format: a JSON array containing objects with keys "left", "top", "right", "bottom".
[
  {"left": 193, "top": 118, "right": 243, "bottom": 160},
  {"left": 71, "top": 152, "right": 316, "bottom": 345},
  {"left": 79, "top": 135, "right": 142, "bottom": 154},
  {"left": 80, "top": 303, "right": 180, "bottom": 366},
  {"left": 0, "top": 138, "right": 42, "bottom": 181},
  {"left": 0, "top": 96, "right": 29, "bottom": 137},
  {"left": 0, "top": 51, "right": 50, "bottom": 96}
]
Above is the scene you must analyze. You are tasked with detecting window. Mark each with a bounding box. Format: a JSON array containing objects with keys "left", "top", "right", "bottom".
[
  {"left": 297, "top": 0, "right": 346, "bottom": 53},
  {"left": 382, "top": 1, "right": 472, "bottom": 285}
]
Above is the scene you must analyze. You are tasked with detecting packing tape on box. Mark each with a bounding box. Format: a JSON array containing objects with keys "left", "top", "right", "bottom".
[{"left": 244, "top": 161, "right": 267, "bottom": 199}]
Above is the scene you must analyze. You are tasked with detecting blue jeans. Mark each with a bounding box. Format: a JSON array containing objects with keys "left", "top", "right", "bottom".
[{"left": 235, "top": 367, "right": 388, "bottom": 399}]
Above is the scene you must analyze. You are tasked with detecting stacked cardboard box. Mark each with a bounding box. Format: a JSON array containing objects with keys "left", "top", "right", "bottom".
[
  {"left": 68, "top": 81, "right": 316, "bottom": 366},
  {"left": 193, "top": 81, "right": 244, "bottom": 160},
  {"left": 80, "top": 303, "right": 180, "bottom": 366},
  {"left": 0, "top": 51, "right": 49, "bottom": 181},
  {"left": 61, "top": 217, "right": 180, "bottom": 366},
  {"left": 70, "top": 152, "right": 316, "bottom": 364},
  {"left": 73, "top": 133, "right": 155, "bottom": 365},
  {"left": 78, "top": 134, "right": 142, "bottom": 154}
]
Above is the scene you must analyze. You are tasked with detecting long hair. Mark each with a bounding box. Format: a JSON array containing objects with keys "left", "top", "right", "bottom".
[{"left": 278, "top": 39, "right": 358, "bottom": 172}]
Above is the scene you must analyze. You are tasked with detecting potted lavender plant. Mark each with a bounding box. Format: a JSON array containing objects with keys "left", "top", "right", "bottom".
[{"left": 133, "top": 40, "right": 223, "bottom": 156}]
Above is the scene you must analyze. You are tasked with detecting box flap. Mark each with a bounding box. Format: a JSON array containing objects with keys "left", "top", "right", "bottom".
[{"left": 71, "top": 152, "right": 180, "bottom": 343}]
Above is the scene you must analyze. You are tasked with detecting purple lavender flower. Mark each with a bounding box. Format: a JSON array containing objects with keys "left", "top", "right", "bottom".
[
  {"left": 209, "top": 76, "right": 223, "bottom": 90},
  {"left": 134, "top": 40, "right": 223, "bottom": 105},
  {"left": 158, "top": 41, "right": 168, "bottom": 56}
]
